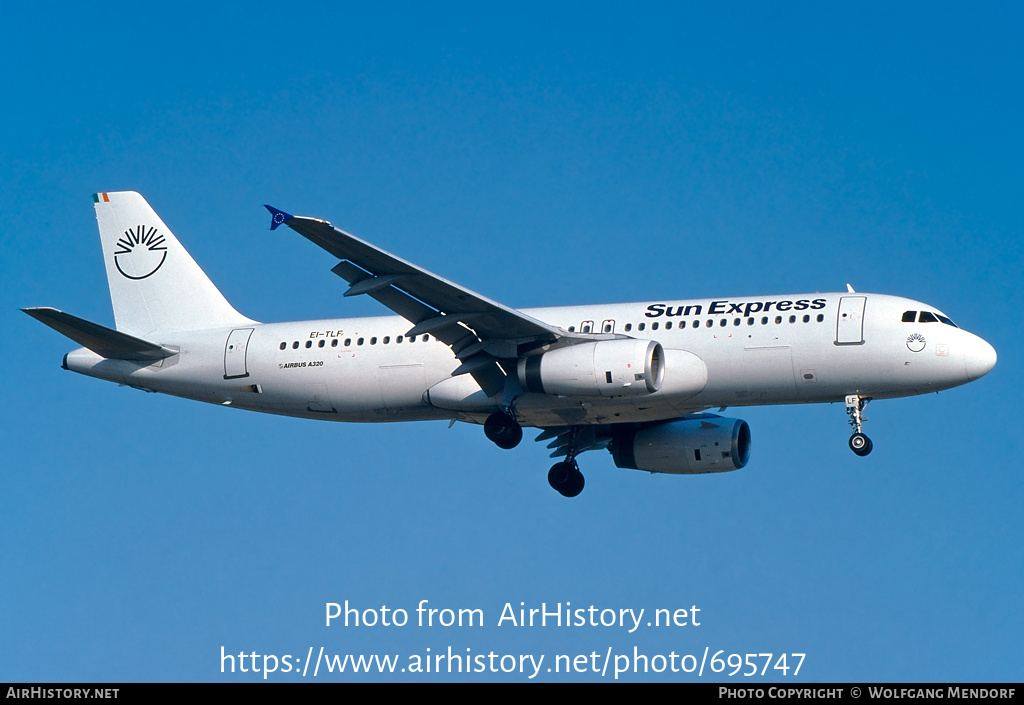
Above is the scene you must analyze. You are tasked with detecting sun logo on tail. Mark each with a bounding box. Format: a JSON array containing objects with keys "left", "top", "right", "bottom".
[{"left": 114, "top": 225, "right": 167, "bottom": 279}]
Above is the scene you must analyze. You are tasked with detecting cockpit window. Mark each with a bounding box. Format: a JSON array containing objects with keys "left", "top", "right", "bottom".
[{"left": 904, "top": 309, "right": 957, "bottom": 327}]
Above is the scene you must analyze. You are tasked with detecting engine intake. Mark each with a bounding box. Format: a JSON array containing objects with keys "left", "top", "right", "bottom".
[
  {"left": 517, "top": 339, "right": 665, "bottom": 397},
  {"left": 611, "top": 417, "right": 751, "bottom": 474}
]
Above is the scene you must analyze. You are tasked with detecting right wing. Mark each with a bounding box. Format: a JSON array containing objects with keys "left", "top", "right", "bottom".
[{"left": 266, "top": 206, "right": 606, "bottom": 397}]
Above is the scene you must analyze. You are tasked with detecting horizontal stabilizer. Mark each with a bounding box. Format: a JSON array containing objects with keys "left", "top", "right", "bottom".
[{"left": 22, "top": 307, "right": 177, "bottom": 361}]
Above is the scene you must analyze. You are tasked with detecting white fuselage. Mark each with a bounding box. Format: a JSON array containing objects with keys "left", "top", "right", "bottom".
[{"left": 62, "top": 292, "right": 996, "bottom": 429}]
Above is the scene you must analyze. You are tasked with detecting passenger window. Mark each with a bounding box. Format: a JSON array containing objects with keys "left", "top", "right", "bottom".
[
  {"left": 397, "top": 336, "right": 404, "bottom": 343},
  {"left": 652, "top": 322, "right": 659, "bottom": 330},
  {"left": 719, "top": 319, "right": 727, "bottom": 327},
  {"left": 331, "top": 339, "right": 338, "bottom": 347},
  {"left": 761, "top": 317, "right": 768, "bottom": 325},
  {"left": 706, "top": 320, "right": 713, "bottom": 328},
  {"left": 816, "top": 314, "right": 824, "bottom": 322},
  {"left": 902, "top": 311, "right": 917, "bottom": 323},
  {"left": 292, "top": 341, "right": 299, "bottom": 349},
  {"left": 733, "top": 318, "right": 740, "bottom": 326},
  {"left": 775, "top": 316, "right": 782, "bottom": 324},
  {"left": 624, "top": 323, "right": 632, "bottom": 332},
  {"left": 423, "top": 335, "right": 430, "bottom": 342},
  {"left": 370, "top": 337, "right": 377, "bottom": 345},
  {"left": 279, "top": 342, "right": 286, "bottom": 350},
  {"left": 638, "top": 323, "right": 646, "bottom": 331},
  {"left": 802, "top": 314, "right": 810, "bottom": 323},
  {"left": 665, "top": 321, "right": 672, "bottom": 330},
  {"left": 357, "top": 338, "right": 364, "bottom": 346},
  {"left": 383, "top": 336, "right": 390, "bottom": 344},
  {"left": 318, "top": 339, "right": 325, "bottom": 348},
  {"left": 305, "top": 340, "right": 312, "bottom": 348},
  {"left": 344, "top": 338, "right": 351, "bottom": 347}
]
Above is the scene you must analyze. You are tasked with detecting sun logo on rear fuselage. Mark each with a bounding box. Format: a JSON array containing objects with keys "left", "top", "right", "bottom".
[
  {"left": 906, "top": 333, "right": 926, "bottom": 353},
  {"left": 113, "top": 225, "right": 167, "bottom": 279}
]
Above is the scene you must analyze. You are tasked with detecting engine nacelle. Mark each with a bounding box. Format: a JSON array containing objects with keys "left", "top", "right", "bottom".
[
  {"left": 611, "top": 416, "right": 751, "bottom": 474},
  {"left": 517, "top": 339, "right": 665, "bottom": 397}
]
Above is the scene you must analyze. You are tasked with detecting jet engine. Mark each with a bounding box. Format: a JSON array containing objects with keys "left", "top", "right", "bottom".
[
  {"left": 517, "top": 339, "right": 665, "bottom": 397},
  {"left": 611, "top": 416, "right": 751, "bottom": 474}
]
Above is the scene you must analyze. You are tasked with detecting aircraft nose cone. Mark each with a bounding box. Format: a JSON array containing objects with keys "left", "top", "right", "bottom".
[{"left": 965, "top": 336, "right": 997, "bottom": 381}]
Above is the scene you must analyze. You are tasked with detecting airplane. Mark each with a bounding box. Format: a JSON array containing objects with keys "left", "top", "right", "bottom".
[{"left": 24, "top": 191, "right": 997, "bottom": 497}]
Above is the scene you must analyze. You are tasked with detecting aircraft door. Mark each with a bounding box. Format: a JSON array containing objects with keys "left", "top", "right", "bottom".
[
  {"left": 836, "top": 296, "right": 866, "bottom": 345},
  {"left": 379, "top": 364, "right": 426, "bottom": 415},
  {"left": 306, "top": 383, "right": 336, "bottom": 413},
  {"left": 224, "top": 328, "right": 254, "bottom": 379}
]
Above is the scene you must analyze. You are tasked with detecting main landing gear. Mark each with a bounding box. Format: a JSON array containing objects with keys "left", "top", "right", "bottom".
[
  {"left": 546, "top": 426, "right": 585, "bottom": 497},
  {"left": 548, "top": 458, "right": 585, "bottom": 498},
  {"left": 484, "top": 413, "right": 586, "bottom": 497},
  {"left": 484, "top": 411, "right": 522, "bottom": 449},
  {"left": 845, "top": 394, "right": 873, "bottom": 456}
]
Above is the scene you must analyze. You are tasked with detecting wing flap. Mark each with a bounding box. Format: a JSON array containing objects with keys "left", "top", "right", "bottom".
[
  {"left": 536, "top": 426, "right": 611, "bottom": 458},
  {"left": 275, "top": 212, "right": 563, "bottom": 343}
]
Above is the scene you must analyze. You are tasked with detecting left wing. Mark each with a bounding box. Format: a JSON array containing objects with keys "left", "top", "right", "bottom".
[{"left": 266, "top": 206, "right": 598, "bottom": 397}]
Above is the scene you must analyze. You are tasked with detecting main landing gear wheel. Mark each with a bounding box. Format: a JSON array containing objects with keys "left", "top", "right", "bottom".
[
  {"left": 849, "top": 432, "right": 873, "bottom": 456},
  {"left": 484, "top": 411, "right": 522, "bottom": 450},
  {"left": 548, "top": 460, "right": 585, "bottom": 498},
  {"left": 845, "top": 394, "right": 873, "bottom": 457}
]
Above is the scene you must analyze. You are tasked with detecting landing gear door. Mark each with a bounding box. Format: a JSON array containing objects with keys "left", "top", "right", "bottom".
[
  {"left": 224, "top": 328, "right": 254, "bottom": 379},
  {"left": 836, "top": 296, "right": 866, "bottom": 345}
]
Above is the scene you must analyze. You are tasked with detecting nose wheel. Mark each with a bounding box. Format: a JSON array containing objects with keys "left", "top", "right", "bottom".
[
  {"left": 849, "top": 432, "right": 873, "bottom": 456},
  {"left": 845, "top": 394, "right": 873, "bottom": 456}
]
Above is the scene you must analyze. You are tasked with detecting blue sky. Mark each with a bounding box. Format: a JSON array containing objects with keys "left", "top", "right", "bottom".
[{"left": 1, "top": 1, "right": 1020, "bottom": 682}]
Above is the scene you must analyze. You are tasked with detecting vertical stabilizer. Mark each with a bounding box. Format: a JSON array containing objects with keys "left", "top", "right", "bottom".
[{"left": 94, "top": 191, "right": 254, "bottom": 336}]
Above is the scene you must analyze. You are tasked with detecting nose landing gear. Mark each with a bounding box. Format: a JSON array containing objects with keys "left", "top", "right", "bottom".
[
  {"left": 849, "top": 432, "right": 873, "bottom": 456},
  {"left": 845, "top": 394, "right": 873, "bottom": 456}
]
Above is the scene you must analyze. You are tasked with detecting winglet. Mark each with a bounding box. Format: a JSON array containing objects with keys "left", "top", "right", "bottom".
[{"left": 264, "top": 205, "right": 294, "bottom": 230}]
